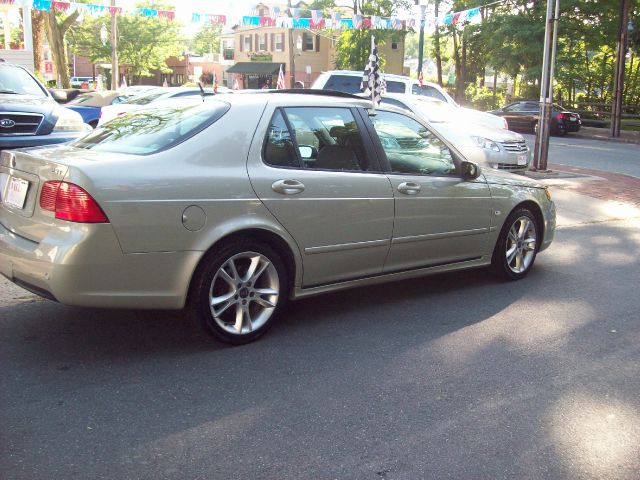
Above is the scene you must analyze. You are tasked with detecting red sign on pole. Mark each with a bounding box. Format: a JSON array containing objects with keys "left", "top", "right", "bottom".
[{"left": 44, "top": 61, "right": 53, "bottom": 74}]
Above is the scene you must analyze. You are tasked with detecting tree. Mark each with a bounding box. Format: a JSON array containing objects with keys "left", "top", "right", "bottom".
[
  {"left": 31, "top": 11, "right": 46, "bottom": 76},
  {"left": 69, "top": 2, "right": 185, "bottom": 84},
  {"left": 46, "top": 7, "right": 81, "bottom": 87},
  {"left": 334, "top": 0, "right": 411, "bottom": 71},
  {"left": 190, "top": 23, "right": 221, "bottom": 56}
]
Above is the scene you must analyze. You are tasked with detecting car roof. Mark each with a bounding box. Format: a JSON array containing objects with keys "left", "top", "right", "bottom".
[
  {"left": 318, "top": 70, "right": 442, "bottom": 88},
  {"left": 382, "top": 93, "right": 446, "bottom": 104}
]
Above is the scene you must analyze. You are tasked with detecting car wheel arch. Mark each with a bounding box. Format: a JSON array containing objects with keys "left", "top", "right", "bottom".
[
  {"left": 186, "top": 228, "right": 299, "bottom": 307},
  {"left": 508, "top": 200, "right": 545, "bottom": 242}
]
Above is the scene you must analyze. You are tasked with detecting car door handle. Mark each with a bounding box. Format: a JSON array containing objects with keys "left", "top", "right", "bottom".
[
  {"left": 397, "top": 182, "right": 421, "bottom": 195},
  {"left": 271, "top": 179, "right": 305, "bottom": 195}
]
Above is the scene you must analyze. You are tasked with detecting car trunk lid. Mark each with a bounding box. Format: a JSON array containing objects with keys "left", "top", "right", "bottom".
[{"left": 0, "top": 148, "right": 70, "bottom": 242}]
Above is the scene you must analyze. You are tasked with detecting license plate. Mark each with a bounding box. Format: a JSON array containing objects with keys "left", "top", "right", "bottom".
[
  {"left": 5, "top": 177, "right": 30, "bottom": 209},
  {"left": 569, "top": 117, "right": 577, "bottom": 122},
  {"left": 517, "top": 154, "right": 527, "bottom": 166}
]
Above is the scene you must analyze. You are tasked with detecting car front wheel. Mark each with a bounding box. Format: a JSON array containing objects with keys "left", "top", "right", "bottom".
[
  {"left": 492, "top": 208, "right": 539, "bottom": 280},
  {"left": 192, "top": 241, "right": 288, "bottom": 344}
]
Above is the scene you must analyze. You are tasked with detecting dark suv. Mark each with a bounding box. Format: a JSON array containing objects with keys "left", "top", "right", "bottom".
[{"left": 0, "top": 62, "right": 90, "bottom": 150}]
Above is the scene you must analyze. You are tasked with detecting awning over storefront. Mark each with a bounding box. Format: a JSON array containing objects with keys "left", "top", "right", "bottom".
[{"left": 226, "top": 62, "right": 283, "bottom": 75}]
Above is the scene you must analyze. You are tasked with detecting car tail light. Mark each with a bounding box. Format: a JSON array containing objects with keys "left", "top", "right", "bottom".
[
  {"left": 555, "top": 113, "right": 565, "bottom": 120},
  {"left": 39, "top": 181, "right": 109, "bottom": 223}
]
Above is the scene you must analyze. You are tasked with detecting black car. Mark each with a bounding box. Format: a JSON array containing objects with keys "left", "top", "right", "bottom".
[
  {"left": 489, "top": 101, "right": 581, "bottom": 136},
  {"left": 0, "top": 62, "right": 90, "bottom": 151}
]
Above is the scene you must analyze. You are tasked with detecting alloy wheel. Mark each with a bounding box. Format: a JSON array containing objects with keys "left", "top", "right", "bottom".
[
  {"left": 208, "top": 251, "right": 280, "bottom": 335},
  {"left": 505, "top": 216, "right": 537, "bottom": 274}
]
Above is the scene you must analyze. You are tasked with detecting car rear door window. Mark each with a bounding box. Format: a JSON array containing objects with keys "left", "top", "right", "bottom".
[
  {"left": 263, "top": 110, "right": 301, "bottom": 168},
  {"left": 263, "top": 107, "right": 374, "bottom": 172}
]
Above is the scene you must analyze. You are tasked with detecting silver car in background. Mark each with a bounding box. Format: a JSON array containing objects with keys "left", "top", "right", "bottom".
[
  {"left": 380, "top": 94, "right": 531, "bottom": 171},
  {"left": 0, "top": 92, "right": 555, "bottom": 345}
]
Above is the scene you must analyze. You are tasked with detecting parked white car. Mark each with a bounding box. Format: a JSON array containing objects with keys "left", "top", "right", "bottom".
[
  {"left": 312, "top": 70, "right": 508, "bottom": 130},
  {"left": 379, "top": 94, "right": 530, "bottom": 171}
]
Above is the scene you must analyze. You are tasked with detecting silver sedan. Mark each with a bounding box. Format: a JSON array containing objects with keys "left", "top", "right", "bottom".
[
  {"left": 379, "top": 93, "right": 531, "bottom": 171},
  {"left": 0, "top": 93, "right": 556, "bottom": 344}
]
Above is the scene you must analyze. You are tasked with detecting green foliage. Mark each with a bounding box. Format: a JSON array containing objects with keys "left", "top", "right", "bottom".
[
  {"left": 334, "top": 0, "right": 409, "bottom": 71},
  {"left": 190, "top": 23, "right": 221, "bottom": 56},
  {"left": 464, "top": 84, "right": 504, "bottom": 111},
  {"left": 69, "top": 1, "right": 185, "bottom": 80}
]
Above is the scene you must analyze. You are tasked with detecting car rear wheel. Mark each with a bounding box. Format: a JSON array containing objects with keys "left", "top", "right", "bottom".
[
  {"left": 491, "top": 208, "right": 539, "bottom": 280},
  {"left": 192, "top": 241, "right": 288, "bottom": 344}
]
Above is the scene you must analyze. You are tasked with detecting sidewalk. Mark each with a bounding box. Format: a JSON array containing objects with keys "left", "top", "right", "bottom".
[
  {"left": 572, "top": 126, "right": 640, "bottom": 145},
  {"left": 521, "top": 164, "right": 640, "bottom": 227}
]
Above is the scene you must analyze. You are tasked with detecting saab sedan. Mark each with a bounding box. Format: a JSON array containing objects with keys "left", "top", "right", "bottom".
[{"left": 0, "top": 92, "right": 556, "bottom": 344}]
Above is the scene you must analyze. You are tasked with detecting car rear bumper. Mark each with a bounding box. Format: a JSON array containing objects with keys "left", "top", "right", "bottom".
[
  {"left": 554, "top": 120, "right": 581, "bottom": 134},
  {"left": 0, "top": 131, "right": 87, "bottom": 150},
  {"left": 0, "top": 220, "right": 200, "bottom": 309}
]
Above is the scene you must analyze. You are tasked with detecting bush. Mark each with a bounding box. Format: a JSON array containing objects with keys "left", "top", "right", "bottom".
[{"left": 465, "top": 84, "right": 505, "bottom": 111}]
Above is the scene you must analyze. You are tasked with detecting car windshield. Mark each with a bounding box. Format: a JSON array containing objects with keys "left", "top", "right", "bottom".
[
  {"left": 0, "top": 65, "right": 47, "bottom": 97},
  {"left": 408, "top": 98, "right": 458, "bottom": 123},
  {"left": 71, "top": 101, "right": 230, "bottom": 155},
  {"left": 121, "top": 89, "right": 167, "bottom": 105},
  {"left": 324, "top": 74, "right": 405, "bottom": 94}
]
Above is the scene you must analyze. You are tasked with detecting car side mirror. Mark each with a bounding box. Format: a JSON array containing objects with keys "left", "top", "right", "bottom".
[
  {"left": 461, "top": 160, "right": 481, "bottom": 180},
  {"left": 298, "top": 145, "right": 317, "bottom": 159},
  {"left": 49, "top": 89, "right": 68, "bottom": 104}
]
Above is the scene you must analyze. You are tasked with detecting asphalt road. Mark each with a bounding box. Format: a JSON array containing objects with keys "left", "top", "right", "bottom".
[
  {"left": 1, "top": 136, "right": 639, "bottom": 479},
  {"left": 523, "top": 134, "right": 640, "bottom": 178}
]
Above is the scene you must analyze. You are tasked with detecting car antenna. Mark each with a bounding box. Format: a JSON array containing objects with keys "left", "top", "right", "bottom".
[{"left": 198, "top": 82, "right": 205, "bottom": 102}]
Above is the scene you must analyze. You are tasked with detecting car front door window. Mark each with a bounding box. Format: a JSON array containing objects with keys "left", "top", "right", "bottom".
[{"left": 371, "top": 111, "right": 456, "bottom": 176}]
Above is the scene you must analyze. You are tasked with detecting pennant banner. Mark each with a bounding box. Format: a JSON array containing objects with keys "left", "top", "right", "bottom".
[{"left": 25, "top": 1, "right": 489, "bottom": 30}]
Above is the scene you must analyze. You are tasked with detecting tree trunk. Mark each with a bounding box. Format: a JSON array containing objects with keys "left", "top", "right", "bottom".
[
  {"left": 493, "top": 71, "right": 498, "bottom": 107},
  {"left": 45, "top": 10, "right": 79, "bottom": 88},
  {"left": 452, "top": 28, "right": 462, "bottom": 100},
  {"left": 434, "top": 0, "right": 443, "bottom": 86},
  {"left": 458, "top": 27, "right": 467, "bottom": 100},
  {"left": 31, "top": 11, "right": 46, "bottom": 76}
]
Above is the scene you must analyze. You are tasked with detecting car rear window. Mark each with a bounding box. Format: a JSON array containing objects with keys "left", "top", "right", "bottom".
[
  {"left": 323, "top": 74, "right": 405, "bottom": 94},
  {"left": 71, "top": 101, "right": 230, "bottom": 155}
]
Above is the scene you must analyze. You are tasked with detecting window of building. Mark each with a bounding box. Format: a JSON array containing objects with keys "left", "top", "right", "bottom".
[
  {"left": 302, "top": 32, "right": 314, "bottom": 51},
  {"left": 274, "top": 33, "right": 284, "bottom": 52},
  {"left": 391, "top": 42, "right": 398, "bottom": 50},
  {"left": 258, "top": 34, "right": 267, "bottom": 51},
  {"left": 242, "top": 34, "right": 252, "bottom": 52}
]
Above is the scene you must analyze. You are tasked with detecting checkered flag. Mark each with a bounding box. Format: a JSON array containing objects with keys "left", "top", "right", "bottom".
[{"left": 361, "top": 36, "right": 382, "bottom": 108}]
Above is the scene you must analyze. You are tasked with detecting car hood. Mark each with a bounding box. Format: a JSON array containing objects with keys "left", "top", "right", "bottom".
[
  {"left": 482, "top": 167, "right": 543, "bottom": 189},
  {"left": 0, "top": 94, "right": 57, "bottom": 114},
  {"left": 458, "top": 108, "right": 506, "bottom": 129},
  {"left": 435, "top": 122, "right": 525, "bottom": 145}
]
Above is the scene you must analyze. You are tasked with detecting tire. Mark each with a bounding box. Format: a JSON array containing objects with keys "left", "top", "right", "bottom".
[
  {"left": 491, "top": 208, "right": 539, "bottom": 281},
  {"left": 191, "top": 240, "right": 288, "bottom": 345}
]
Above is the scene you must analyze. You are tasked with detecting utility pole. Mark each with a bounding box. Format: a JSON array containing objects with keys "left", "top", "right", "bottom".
[
  {"left": 415, "top": 1, "right": 426, "bottom": 80},
  {"left": 610, "top": 0, "right": 631, "bottom": 138},
  {"left": 532, "top": 0, "right": 559, "bottom": 171},
  {"left": 110, "top": 0, "right": 118, "bottom": 90}
]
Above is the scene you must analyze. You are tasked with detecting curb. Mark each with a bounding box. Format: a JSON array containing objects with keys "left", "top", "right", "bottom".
[{"left": 570, "top": 127, "right": 640, "bottom": 145}]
